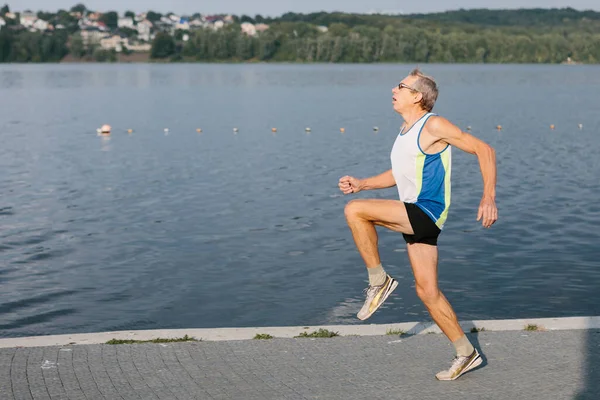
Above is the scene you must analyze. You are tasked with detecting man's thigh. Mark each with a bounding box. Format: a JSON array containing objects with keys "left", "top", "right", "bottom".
[
  {"left": 345, "top": 199, "right": 414, "bottom": 235},
  {"left": 406, "top": 242, "right": 439, "bottom": 289}
]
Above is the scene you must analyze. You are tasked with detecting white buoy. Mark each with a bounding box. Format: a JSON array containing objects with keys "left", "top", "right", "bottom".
[
  {"left": 579, "top": 124, "right": 583, "bottom": 130},
  {"left": 233, "top": 128, "right": 239, "bottom": 133},
  {"left": 164, "top": 128, "right": 169, "bottom": 132},
  {"left": 373, "top": 126, "right": 379, "bottom": 132},
  {"left": 100, "top": 124, "right": 111, "bottom": 134},
  {"left": 305, "top": 127, "right": 311, "bottom": 132}
]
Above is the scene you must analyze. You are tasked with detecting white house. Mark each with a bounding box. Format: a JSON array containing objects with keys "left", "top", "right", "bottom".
[
  {"left": 136, "top": 19, "right": 153, "bottom": 42},
  {"left": 0, "top": 17, "right": 5, "bottom": 29},
  {"left": 317, "top": 26, "right": 329, "bottom": 33},
  {"left": 213, "top": 20, "right": 224, "bottom": 30},
  {"left": 241, "top": 22, "right": 256, "bottom": 37},
  {"left": 20, "top": 11, "right": 37, "bottom": 27},
  {"left": 118, "top": 17, "right": 135, "bottom": 29},
  {"left": 100, "top": 35, "right": 128, "bottom": 52},
  {"left": 80, "top": 27, "right": 107, "bottom": 46},
  {"left": 32, "top": 19, "right": 49, "bottom": 31}
]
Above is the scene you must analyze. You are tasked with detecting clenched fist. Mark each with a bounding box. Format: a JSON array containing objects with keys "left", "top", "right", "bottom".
[{"left": 338, "top": 176, "right": 362, "bottom": 195}]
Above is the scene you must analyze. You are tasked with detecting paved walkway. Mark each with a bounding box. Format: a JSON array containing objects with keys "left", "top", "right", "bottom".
[{"left": 1, "top": 328, "right": 599, "bottom": 400}]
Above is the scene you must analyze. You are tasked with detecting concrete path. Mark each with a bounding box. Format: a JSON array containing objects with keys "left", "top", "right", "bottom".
[{"left": 1, "top": 318, "right": 599, "bottom": 399}]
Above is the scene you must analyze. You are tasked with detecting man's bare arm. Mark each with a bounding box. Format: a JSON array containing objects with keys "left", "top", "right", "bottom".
[
  {"left": 339, "top": 169, "right": 395, "bottom": 195},
  {"left": 359, "top": 169, "right": 396, "bottom": 191},
  {"left": 428, "top": 116, "right": 498, "bottom": 228}
]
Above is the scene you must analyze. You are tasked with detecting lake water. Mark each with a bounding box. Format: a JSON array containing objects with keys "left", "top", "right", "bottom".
[{"left": 1, "top": 63, "right": 599, "bottom": 338}]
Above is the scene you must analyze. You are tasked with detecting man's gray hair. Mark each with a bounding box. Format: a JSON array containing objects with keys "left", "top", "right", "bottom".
[{"left": 410, "top": 68, "right": 438, "bottom": 112}]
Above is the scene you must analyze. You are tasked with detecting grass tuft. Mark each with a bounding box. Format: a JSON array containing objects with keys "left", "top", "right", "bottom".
[
  {"left": 386, "top": 328, "right": 406, "bottom": 336},
  {"left": 524, "top": 324, "right": 541, "bottom": 331},
  {"left": 253, "top": 334, "right": 274, "bottom": 340},
  {"left": 295, "top": 329, "right": 339, "bottom": 338},
  {"left": 106, "top": 335, "right": 198, "bottom": 345}
]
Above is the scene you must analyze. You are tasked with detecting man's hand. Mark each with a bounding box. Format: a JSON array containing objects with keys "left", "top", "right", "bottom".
[
  {"left": 477, "top": 196, "right": 498, "bottom": 228},
  {"left": 339, "top": 176, "right": 362, "bottom": 195}
]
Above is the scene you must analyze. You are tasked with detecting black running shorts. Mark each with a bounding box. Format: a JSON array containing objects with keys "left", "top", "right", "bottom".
[{"left": 402, "top": 202, "right": 441, "bottom": 246}]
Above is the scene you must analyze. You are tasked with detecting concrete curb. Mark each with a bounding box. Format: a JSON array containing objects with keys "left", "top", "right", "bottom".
[{"left": 1, "top": 316, "right": 599, "bottom": 348}]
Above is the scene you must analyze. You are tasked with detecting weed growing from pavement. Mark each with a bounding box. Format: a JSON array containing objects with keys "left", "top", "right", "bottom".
[
  {"left": 295, "top": 329, "right": 339, "bottom": 338},
  {"left": 106, "top": 335, "right": 198, "bottom": 345}
]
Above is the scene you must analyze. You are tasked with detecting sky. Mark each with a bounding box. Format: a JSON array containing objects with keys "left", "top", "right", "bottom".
[{"left": 11, "top": 0, "right": 600, "bottom": 17}]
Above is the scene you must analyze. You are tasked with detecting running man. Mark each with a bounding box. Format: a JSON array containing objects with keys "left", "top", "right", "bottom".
[{"left": 339, "top": 68, "right": 497, "bottom": 380}]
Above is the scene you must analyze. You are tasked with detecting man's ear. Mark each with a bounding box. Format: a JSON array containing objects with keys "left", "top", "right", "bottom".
[{"left": 414, "top": 92, "right": 423, "bottom": 105}]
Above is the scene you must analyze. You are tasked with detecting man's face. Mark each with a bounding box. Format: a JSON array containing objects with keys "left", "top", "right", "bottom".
[{"left": 392, "top": 75, "right": 419, "bottom": 113}]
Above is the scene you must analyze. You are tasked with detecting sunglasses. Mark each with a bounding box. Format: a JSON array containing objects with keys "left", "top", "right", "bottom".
[{"left": 398, "top": 82, "right": 419, "bottom": 92}]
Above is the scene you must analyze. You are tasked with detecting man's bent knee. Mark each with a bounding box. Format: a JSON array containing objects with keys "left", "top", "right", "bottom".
[
  {"left": 344, "top": 199, "right": 366, "bottom": 220},
  {"left": 416, "top": 284, "right": 440, "bottom": 304}
]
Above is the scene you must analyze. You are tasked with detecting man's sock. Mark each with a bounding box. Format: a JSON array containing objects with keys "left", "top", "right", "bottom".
[
  {"left": 453, "top": 335, "right": 475, "bottom": 357},
  {"left": 367, "top": 264, "right": 387, "bottom": 286}
]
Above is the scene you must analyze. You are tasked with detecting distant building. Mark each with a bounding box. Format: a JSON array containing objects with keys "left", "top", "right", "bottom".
[
  {"left": 100, "top": 34, "right": 129, "bottom": 52},
  {"left": 0, "top": 17, "right": 5, "bottom": 29},
  {"left": 118, "top": 17, "right": 135, "bottom": 29},
  {"left": 189, "top": 19, "right": 205, "bottom": 28},
  {"left": 4, "top": 12, "right": 17, "bottom": 20},
  {"left": 317, "top": 26, "right": 328, "bottom": 33},
  {"left": 32, "top": 19, "right": 49, "bottom": 31},
  {"left": 20, "top": 11, "right": 37, "bottom": 28},
  {"left": 80, "top": 26, "right": 106, "bottom": 47},
  {"left": 136, "top": 19, "right": 153, "bottom": 42},
  {"left": 223, "top": 15, "right": 234, "bottom": 23},
  {"left": 213, "top": 20, "right": 224, "bottom": 30},
  {"left": 127, "top": 42, "right": 152, "bottom": 52},
  {"left": 255, "top": 23, "right": 269, "bottom": 33},
  {"left": 87, "top": 12, "right": 102, "bottom": 21},
  {"left": 176, "top": 18, "right": 190, "bottom": 30},
  {"left": 241, "top": 22, "right": 257, "bottom": 36}
]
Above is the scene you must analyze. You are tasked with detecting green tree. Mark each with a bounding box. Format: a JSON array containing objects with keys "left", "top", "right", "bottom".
[
  {"left": 146, "top": 11, "right": 162, "bottom": 22},
  {"left": 124, "top": 11, "right": 135, "bottom": 19},
  {"left": 69, "top": 33, "right": 84, "bottom": 58},
  {"left": 151, "top": 32, "right": 175, "bottom": 58},
  {"left": 70, "top": 3, "right": 86, "bottom": 13},
  {"left": 240, "top": 15, "right": 255, "bottom": 24},
  {"left": 100, "top": 11, "right": 118, "bottom": 29},
  {"left": 119, "top": 27, "right": 138, "bottom": 38},
  {"left": 1, "top": 4, "right": 9, "bottom": 15}
]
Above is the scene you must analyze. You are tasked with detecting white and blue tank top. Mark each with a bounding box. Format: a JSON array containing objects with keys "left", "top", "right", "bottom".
[{"left": 390, "top": 112, "right": 452, "bottom": 229}]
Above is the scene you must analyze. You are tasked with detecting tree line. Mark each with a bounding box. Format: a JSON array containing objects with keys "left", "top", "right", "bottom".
[{"left": 1, "top": 6, "right": 599, "bottom": 63}]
